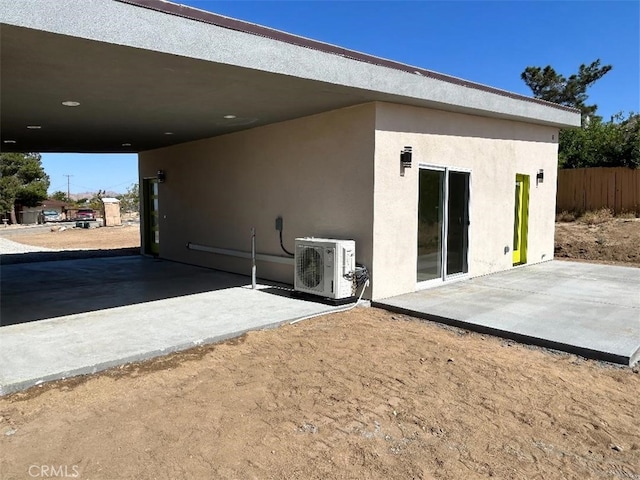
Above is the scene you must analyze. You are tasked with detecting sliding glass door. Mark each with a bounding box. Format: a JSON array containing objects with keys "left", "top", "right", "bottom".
[
  {"left": 417, "top": 167, "right": 469, "bottom": 285},
  {"left": 417, "top": 169, "right": 445, "bottom": 282},
  {"left": 446, "top": 171, "right": 470, "bottom": 276}
]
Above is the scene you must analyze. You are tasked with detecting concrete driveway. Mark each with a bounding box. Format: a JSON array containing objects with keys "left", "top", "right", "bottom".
[
  {"left": 2, "top": 256, "right": 638, "bottom": 395},
  {"left": 373, "top": 261, "right": 640, "bottom": 366},
  {"left": 0, "top": 256, "right": 344, "bottom": 395}
]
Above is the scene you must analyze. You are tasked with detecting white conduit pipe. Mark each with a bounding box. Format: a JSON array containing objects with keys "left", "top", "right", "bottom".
[
  {"left": 289, "top": 279, "right": 370, "bottom": 325},
  {"left": 186, "top": 242, "right": 294, "bottom": 265}
]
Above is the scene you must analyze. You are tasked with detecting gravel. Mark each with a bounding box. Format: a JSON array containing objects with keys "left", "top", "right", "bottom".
[
  {"left": 0, "top": 237, "right": 53, "bottom": 254},
  {"left": 0, "top": 235, "right": 139, "bottom": 265}
]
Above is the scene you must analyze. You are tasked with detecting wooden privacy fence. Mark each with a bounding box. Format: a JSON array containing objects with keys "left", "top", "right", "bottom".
[{"left": 557, "top": 167, "right": 640, "bottom": 214}]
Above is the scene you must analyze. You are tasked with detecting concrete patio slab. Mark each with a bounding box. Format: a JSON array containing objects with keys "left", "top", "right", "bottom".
[
  {"left": 373, "top": 261, "right": 640, "bottom": 366},
  {"left": 0, "top": 256, "right": 343, "bottom": 395}
]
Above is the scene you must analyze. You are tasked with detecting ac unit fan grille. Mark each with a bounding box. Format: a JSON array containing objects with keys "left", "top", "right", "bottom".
[{"left": 296, "top": 246, "right": 323, "bottom": 291}]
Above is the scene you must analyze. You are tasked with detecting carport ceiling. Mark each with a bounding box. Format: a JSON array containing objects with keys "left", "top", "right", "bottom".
[
  {"left": 1, "top": 25, "right": 373, "bottom": 153},
  {"left": 1, "top": 0, "right": 579, "bottom": 154}
]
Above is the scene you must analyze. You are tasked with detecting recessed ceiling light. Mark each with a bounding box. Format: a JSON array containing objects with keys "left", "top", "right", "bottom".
[
  {"left": 216, "top": 117, "right": 258, "bottom": 127},
  {"left": 164, "top": 132, "right": 174, "bottom": 135},
  {"left": 122, "top": 143, "right": 132, "bottom": 147},
  {"left": 223, "top": 115, "right": 237, "bottom": 119},
  {"left": 3, "top": 140, "right": 16, "bottom": 144},
  {"left": 27, "top": 125, "right": 42, "bottom": 129},
  {"left": 61, "top": 101, "right": 80, "bottom": 107}
]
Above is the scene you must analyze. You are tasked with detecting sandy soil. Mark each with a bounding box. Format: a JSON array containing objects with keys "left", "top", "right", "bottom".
[
  {"left": 3, "top": 224, "right": 141, "bottom": 250},
  {"left": 1, "top": 220, "right": 639, "bottom": 479},
  {"left": 555, "top": 218, "right": 640, "bottom": 267},
  {"left": 2, "top": 309, "right": 639, "bottom": 480}
]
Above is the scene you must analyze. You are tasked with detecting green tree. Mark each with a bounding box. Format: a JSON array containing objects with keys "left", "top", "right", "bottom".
[
  {"left": 559, "top": 113, "right": 640, "bottom": 169},
  {"left": 0, "top": 175, "right": 21, "bottom": 221},
  {"left": 521, "top": 59, "right": 612, "bottom": 121},
  {"left": 0, "top": 153, "right": 50, "bottom": 223},
  {"left": 117, "top": 183, "right": 140, "bottom": 214},
  {"left": 51, "top": 191, "right": 70, "bottom": 202},
  {"left": 521, "top": 60, "right": 638, "bottom": 169},
  {"left": 88, "top": 190, "right": 106, "bottom": 218}
]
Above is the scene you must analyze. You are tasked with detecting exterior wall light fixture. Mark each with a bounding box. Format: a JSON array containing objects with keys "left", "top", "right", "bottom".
[
  {"left": 157, "top": 170, "right": 166, "bottom": 183},
  {"left": 536, "top": 169, "right": 544, "bottom": 185},
  {"left": 400, "top": 146, "right": 412, "bottom": 176}
]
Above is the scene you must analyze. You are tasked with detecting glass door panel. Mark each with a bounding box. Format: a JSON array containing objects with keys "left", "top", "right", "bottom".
[
  {"left": 446, "top": 171, "right": 470, "bottom": 276},
  {"left": 417, "top": 169, "right": 444, "bottom": 282},
  {"left": 143, "top": 178, "right": 160, "bottom": 255}
]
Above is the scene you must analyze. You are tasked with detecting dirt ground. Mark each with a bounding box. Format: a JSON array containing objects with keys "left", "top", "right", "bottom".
[
  {"left": 4, "top": 224, "right": 140, "bottom": 250},
  {"left": 555, "top": 216, "right": 640, "bottom": 267},
  {"left": 1, "top": 220, "right": 639, "bottom": 479},
  {"left": 2, "top": 309, "right": 639, "bottom": 480}
]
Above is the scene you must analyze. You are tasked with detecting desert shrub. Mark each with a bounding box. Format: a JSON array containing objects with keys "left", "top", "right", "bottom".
[
  {"left": 617, "top": 210, "right": 639, "bottom": 219},
  {"left": 578, "top": 208, "right": 614, "bottom": 225},
  {"left": 556, "top": 211, "right": 577, "bottom": 222}
]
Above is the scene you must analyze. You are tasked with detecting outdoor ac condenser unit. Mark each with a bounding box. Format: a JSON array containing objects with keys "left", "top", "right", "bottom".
[{"left": 294, "top": 238, "right": 355, "bottom": 300}]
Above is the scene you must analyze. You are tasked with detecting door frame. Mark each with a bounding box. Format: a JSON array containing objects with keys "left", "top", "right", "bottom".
[
  {"left": 416, "top": 164, "right": 472, "bottom": 290},
  {"left": 512, "top": 173, "right": 530, "bottom": 265},
  {"left": 142, "top": 177, "right": 160, "bottom": 256}
]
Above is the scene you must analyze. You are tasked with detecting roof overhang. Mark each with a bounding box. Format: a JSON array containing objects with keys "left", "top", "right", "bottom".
[{"left": 0, "top": 0, "right": 581, "bottom": 153}]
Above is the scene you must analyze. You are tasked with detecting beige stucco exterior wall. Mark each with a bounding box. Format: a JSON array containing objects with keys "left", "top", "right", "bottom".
[
  {"left": 372, "top": 102, "right": 559, "bottom": 299},
  {"left": 139, "top": 100, "right": 561, "bottom": 301},
  {"left": 139, "top": 104, "right": 375, "bottom": 287}
]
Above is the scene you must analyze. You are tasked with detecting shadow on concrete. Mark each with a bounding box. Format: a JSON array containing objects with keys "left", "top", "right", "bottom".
[
  {"left": 0, "top": 255, "right": 255, "bottom": 326},
  {"left": 256, "top": 286, "right": 359, "bottom": 306},
  {"left": 256, "top": 285, "right": 297, "bottom": 299},
  {"left": 0, "top": 247, "right": 140, "bottom": 265},
  {"left": 0, "top": 264, "right": 340, "bottom": 396}
]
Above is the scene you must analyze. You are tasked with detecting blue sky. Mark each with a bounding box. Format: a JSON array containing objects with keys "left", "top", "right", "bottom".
[{"left": 42, "top": 0, "right": 639, "bottom": 195}]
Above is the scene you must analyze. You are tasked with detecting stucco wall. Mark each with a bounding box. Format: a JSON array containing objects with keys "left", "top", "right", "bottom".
[
  {"left": 372, "top": 102, "right": 559, "bottom": 299},
  {"left": 139, "top": 104, "right": 375, "bottom": 288},
  {"left": 139, "top": 100, "right": 559, "bottom": 301}
]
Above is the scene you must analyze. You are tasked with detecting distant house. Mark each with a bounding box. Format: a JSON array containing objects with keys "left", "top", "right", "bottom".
[
  {"left": 41, "top": 199, "right": 68, "bottom": 217},
  {"left": 19, "top": 199, "right": 68, "bottom": 224}
]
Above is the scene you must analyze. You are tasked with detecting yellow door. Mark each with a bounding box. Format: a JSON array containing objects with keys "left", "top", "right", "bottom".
[{"left": 513, "top": 174, "right": 529, "bottom": 265}]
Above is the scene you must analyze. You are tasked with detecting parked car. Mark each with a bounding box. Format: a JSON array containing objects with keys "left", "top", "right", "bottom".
[
  {"left": 43, "top": 210, "right": 62, "bottom": 222},
  {"left": 75, "top": 208, "right": 95, "bottom": 221}
]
